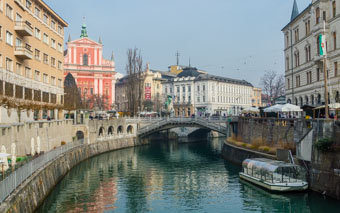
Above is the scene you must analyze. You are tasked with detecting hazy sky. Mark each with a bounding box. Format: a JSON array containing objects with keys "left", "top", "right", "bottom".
[{"left": 45, "top": 0, "right": 311, "bottom": 87}]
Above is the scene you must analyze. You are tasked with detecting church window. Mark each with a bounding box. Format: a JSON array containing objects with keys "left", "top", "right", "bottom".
[{"left": 83, "top": 54, "right": 88, "bottom": 66}]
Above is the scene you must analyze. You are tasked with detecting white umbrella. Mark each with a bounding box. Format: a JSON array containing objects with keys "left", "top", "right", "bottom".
[
  {"left": 31, "top": 138, "right": 35, "bottom": 156},
  {"left": 11, "top": 143, "right": 16, "bottom": 167},
  {"left": 264, "top": 104, "right": 282, "bottom": 112},
  {"left": 242, "top": 107, "right": 260, "bottom": 113},
  {"left": 36, "top": 136, "right": 41, "bottom": 155},
  {"left": 0, "top": 146, "right": 9, "bottom": 171},
  {"left": 272, "top": 104, "right": 302, "bottom": 112}
]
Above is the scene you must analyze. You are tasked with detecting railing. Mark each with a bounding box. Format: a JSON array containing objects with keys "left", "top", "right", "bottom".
[
  {"left": 15, "top": 21, "right": 33, "bottom": 33},
  {"left": 0, "top": 139, "right": 85, "bottom": 203}
]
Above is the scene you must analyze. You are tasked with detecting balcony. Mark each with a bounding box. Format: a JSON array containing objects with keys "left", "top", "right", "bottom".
[
  {"left": 15, "top": 21, "right": 33, "bottom": 36},
  {"left": 14, "top": 45, "right": 33, "bottom": 60}
]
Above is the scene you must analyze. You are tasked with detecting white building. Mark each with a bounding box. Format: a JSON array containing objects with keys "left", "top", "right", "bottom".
[
  {"left": 282, "top": 0, "right": 340, "bottom": 106},
  {"left": 163, "top": 68, "right": 253, "bottom": 116}
]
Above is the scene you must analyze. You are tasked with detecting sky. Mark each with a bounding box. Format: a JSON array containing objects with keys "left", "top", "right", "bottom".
[{"left": 45, "top": 0, "right": 312, "bottom": 87}]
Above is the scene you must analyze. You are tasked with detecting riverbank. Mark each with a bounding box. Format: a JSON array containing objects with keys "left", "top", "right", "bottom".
[{"left": 0, "top": 137, "right": 147, "bottom": 213}]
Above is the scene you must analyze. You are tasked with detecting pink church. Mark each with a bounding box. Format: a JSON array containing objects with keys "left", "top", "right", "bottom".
[{"left": 64, "top": 24, "right": 118, "bottom": 109}]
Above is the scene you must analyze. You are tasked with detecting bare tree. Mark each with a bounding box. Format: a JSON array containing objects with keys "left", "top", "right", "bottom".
[
  {"left": 86, "top": 94, "right": 110, "bottom": 111},
  {"left": 126, "top": 48, "right": 144, "bottom": 116},
  {"left": 260, "top": 70, "right": 285, "bottom": 104},
  {"left": 64, "top": 73, "right": 83, "bottom": 111}
]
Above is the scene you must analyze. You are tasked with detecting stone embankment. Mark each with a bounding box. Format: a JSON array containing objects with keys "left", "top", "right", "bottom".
[{"left": 0, "top": 137, "right": 147, "bottom": 213}]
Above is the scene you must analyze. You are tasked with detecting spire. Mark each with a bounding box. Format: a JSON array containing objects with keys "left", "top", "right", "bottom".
[
  {"left": 189, "top": 57, "right": 191, "bottom": 67},
  {"left": 111, "top": 51, "right": 114, "bottom": 61},
  {"left": 146, "top": 63, "right": 150, "bottom": 73},
  {"left": 80, "top": 17, "right": 88, "bottom": 38},
  {"left": 291, "top": 0, "right": 299, "bottom": 21},
  {"left": 98, "top": 36, "right": 102, "bottom": 44},
  {"left": 68, "top": 34, "right": 71, "bottom": 42}
]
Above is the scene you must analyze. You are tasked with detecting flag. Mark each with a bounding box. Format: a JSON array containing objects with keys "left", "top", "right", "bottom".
[{"left": 319, "top": 34, "right": 327, "bottom": 56}]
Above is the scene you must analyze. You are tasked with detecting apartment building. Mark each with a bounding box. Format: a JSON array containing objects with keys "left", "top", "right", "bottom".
[
  {"left": 0, "top": 0, "right": 68, "bottom": 123},
  {"left": 282, "top": 0, "right": 340, "bottom": 106}
]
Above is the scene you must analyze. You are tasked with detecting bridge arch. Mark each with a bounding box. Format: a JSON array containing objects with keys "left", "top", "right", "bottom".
[
  {"left": 117, "top": 125, "right": 123, "bottom": 134},
  {"left": 98, "top": 126, "right": 105, "bottom": 137},
  {"left": 108, "top": 126, "right": 114, "bottom": 136},
  {"left": 127, "top": 125, "right": 133, "bottom": 134}
]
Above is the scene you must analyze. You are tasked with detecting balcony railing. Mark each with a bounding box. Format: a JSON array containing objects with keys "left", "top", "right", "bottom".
[
  {"left": 14, "top": 45, "right": 33, "bottom": 60},
  {"left": 14, "top": 21, "right": 33, "bottom": 36}
]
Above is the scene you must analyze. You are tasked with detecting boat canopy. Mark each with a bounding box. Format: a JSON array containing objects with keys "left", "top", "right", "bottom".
[{"left": 242, "top": 158, "right": 306, "bottom": 183}]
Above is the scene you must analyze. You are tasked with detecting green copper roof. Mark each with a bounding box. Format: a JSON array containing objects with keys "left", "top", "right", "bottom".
[{"left": 80, "top": 23, "right": 88, "bottom": 38}]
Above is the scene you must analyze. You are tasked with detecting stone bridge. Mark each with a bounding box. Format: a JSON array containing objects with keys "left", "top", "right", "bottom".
[{"left": 136, "top": 117, "right": 228, "bottom": 137}]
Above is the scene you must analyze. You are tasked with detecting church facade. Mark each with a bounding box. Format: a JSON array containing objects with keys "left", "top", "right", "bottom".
[{"left": 64, "top": 24, "right": 119, "bottom": 110}]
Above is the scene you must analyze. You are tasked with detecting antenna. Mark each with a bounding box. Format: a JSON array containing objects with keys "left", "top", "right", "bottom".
[
  {"left": 175, "top": 51, "right": 180, "bottom": 66},
  {"left": 189, "top": 57, "right": 191, "bottom": 67}
]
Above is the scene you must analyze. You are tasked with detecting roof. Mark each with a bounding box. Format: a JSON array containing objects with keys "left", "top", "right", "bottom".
[
  {"left": 195, "top": 73, "right": 253, "bottom": 87},
  {"left": 243, "top": 158, "right": 300, "bottom": 173},
  {"left": 177, "top": 67, "right": 201, "bottom": 77},
  {"left": 290, "top": 0, "right": 299, "bottom": 21},
  {"left": 282, "top": 3, "right": 312, "bottom": 31},
  {"left": 39, "top": 0, "right": 68, "bottom": 27}
]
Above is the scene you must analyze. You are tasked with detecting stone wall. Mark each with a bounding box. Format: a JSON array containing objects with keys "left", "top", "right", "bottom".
[
  {"left": 0, "top": 136, "right": 147, "bottom": 213},
  {"left": 235, "top": 118, "right": 295, "bottom": 145},
  {"left": 0, "top": 120, "right": 73, "bottom": 156}
]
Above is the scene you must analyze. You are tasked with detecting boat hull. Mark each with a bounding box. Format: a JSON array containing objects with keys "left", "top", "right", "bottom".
[{"left": 239, "top": 173, "right": 308, "bottom": 192}]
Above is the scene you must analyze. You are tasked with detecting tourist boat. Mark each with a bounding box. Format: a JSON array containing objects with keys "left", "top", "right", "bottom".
[{"left": 239, "top": 158, "right": 308, "bottom": 192}]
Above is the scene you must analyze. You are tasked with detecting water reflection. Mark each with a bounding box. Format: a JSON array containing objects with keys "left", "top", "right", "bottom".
[{"left": 37, "top": 138, "right": 340, "bottom": 213}]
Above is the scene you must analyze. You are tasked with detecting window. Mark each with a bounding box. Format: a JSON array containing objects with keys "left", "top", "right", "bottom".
[
  {"left": 317, "top": 68, "right": 320, "bottom": 81},
  {"left": 197, "top": 97, "right": 200, "bottom": 102},
  {"left": 307, "top": 71, "right": 312, "bottom": 84},
  {"left": 35, "top": 28, "right": 41, "bottom": 39},
  {"left": 58, "top": 61, "right": 62, "bottom": 69},
  {"left": 35, "top": 49, "right": 40, "bottom": 60},
  {"left": 34, "top": 70, "right": 40, "bottom": 81},
  {"left": 57, "top": 43, "right": 62, "bottom": 52},
  {"left": 6, "top": 4, "right": 13, "bottom": 20},
  {"left": 43, "top": 14, "right": 48, "bottom": 24},
  {"left": 296, "top": 75, "right": 300, "bottom": 87},
  {"left": 323, "top": 11, "right": 326, "bottom": 21},
  {"left": 333, "top": 32, "right": 337, "bottom": 50},
  {"left": 305, "top": 46, "right": 311, "bottom": 62},
  {"left": 294, "top": 51, "right": 300, "bottom": 67},
  {"left": 43, "top": 33, "right": 48, "bottom": 44},
  {"left": 16, "top": 13, "right": 22, "bottom": 22},
  {"left": 286, "top": 56, "right": 289, "bottom": 70},
  {"left": 288, "top": 78, "right": 290, "bottom": 89},
  {"left": 90, "top": 88, "right": 93, "bottom": 95},
  {"left": 51, "top": 20, "right": 56, "bottom": 30},
  {"left": 286, "top": 33, "right": 289, "bottom": 47},
  {"left": 0, "top": 54, "right": 2, "bottom": 68},
  {"left": 43, "top": 54, "right": 48, "bottom": 64},
  {"left": 16, "top": 63, "right": 21, "bottom": 75},
  {"left": 58, "top": 79, "right": 62, "bottom": 87},
  {"left": 203, "top": 85, "right": 205, "bottom": 91},
  {"left": 197, "top": 85, "right": 200, "bottom": 92},
  {"left": 0, "top": 25, "right": 2, "bottom": 40},
  {"left": 5, "top": 58, "right": 12, "bottom": 71},
  {"left": 333, "top": 1, "right": 336, "bottom": 18},
  {"left": 316, "top": 7, "right": 320, "bottom": 24},
  {"left": 188, "top": 85, "right": 191, "bottom": 92},
  {"left": 25, "top": 67, "right": 31, "bottom": 78},
  {"left": 15, "top": 37, "right": 22, "bottom": 47},
  {"left": 51, "top": 76, "right": 56, "bottom": 86},
  {"left": 51, "top": 57, "right": 56, "bottom": 67},
  {"left": 182, "top": 86, "right": 185, "bottom": 92},
  {"left": 203, "top": 96, "right": 206, "bottom": 102},
  {"left": 335, "top": 62, "right": 338, "bottom": 77},
  {"left": 26, "top": 0, "right": 32, "bottom": 10},
  {"left": 0, "top": 0, "right": 3, "bottom": 12},
  {"left": 294, "top": 28, "right": 299, "bottom": 43},
  {"left": 305, "top": 20, "right": 310, "bottom": 35},
  {"left": 83, "top": 54, "right": 88, "bottom": 65},
  {"left": 51, "top": 38, "right": 56, "bottom": 49},
  {"left": 6, "top": 31, "right": 12, "bottom": 45},
  {"left": 43, "top": 74, "right": 48, "bottom": 83},
  {"left": 34, "top": 7, "right": 40, "bottom": 18}
]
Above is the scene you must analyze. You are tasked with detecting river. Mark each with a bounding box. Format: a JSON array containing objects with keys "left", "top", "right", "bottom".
[{"left": 36, "top": 138, "right": 340, "bottom": 213}]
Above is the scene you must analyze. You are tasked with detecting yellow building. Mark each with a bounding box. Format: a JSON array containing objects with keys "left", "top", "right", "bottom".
[
  {"left": 0, "top": 0, "right": 68, "bottom": 123},
  {"left": 251, "top": 87, "right": 262, "bottom": 108}
]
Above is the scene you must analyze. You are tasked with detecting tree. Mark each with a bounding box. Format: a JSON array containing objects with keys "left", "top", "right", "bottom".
[
  {"left": 64, "top": 73, "right": 82, "bottom": 111},
  {"left": 86, "top": 94, "right": 110, "bottom": 111},
  {"left": 260, "top": 71, "right": 285, "bottom": 104},
  {"left": 126, "top": 48, "right": 144, "bottom": 116}
]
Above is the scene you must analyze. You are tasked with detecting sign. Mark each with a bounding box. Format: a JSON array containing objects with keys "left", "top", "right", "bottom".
[
  {"left": 145, "top": 86, "right": 151, "bottom": 100},
  {"left": 319, "top": 34, "right": 327, "bottom": 56}
]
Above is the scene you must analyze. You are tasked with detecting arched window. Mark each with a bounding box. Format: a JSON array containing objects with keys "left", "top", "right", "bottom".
[
  {"left": 317, "top": 94, "right": 321, "bottom": 104},
  {"left": 83, "top": 54, "right": 88, "bottom": 66},
  {"left": 316, "top": 7, "right": 320, "bottom": 24}
]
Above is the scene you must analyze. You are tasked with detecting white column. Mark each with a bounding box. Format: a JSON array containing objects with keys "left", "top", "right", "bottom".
[
  {"left": 94, "top": 79, "right": 98, "bottom": 94},
  {"left": 99, "top": 79, "right": 103, "bottom": 95},
  {"left": 73, "top": 48, "right": 77, "bottom": 64},
  {"left": 111, "top": 80, "right": 115, "bottom": 104},
  {"left": 99, "top": 49, "right": 102, "bottom": 65},
  {"left": 94, "top": 47, "right": 97, "bottom": 65}
]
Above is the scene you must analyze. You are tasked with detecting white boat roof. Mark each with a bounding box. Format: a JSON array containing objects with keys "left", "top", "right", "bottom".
[{"left": 243, "top": 158, "right": 300, "bottom": 172}]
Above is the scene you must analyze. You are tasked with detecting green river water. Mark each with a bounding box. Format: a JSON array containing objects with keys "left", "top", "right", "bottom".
[{"left": 36, "top": 138, "right": 340, "bottom": 213}]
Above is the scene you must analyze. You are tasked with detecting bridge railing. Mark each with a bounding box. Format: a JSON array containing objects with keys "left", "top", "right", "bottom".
[{"left": 0, "top": 139, "right": 85, "bottom": 203}]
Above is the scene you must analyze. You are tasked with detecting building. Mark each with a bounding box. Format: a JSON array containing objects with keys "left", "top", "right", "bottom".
[
  {"left": 163, "top": 67, "right": 253, "bottom": 117},
  {"left": 251, "top": 87, "right": 262, "bottom": 108},
  {"left": 0, "top": 0, "right": 68, "bottom": 123},
  {"left": 115, "top": 64, "right": 173, "bottom": 113},
  {"left": 282, "top": 0, "right": 340, "bottom": 107},
  {"left": 64, "top": 24, "right": 120, "bottom": 110}
]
